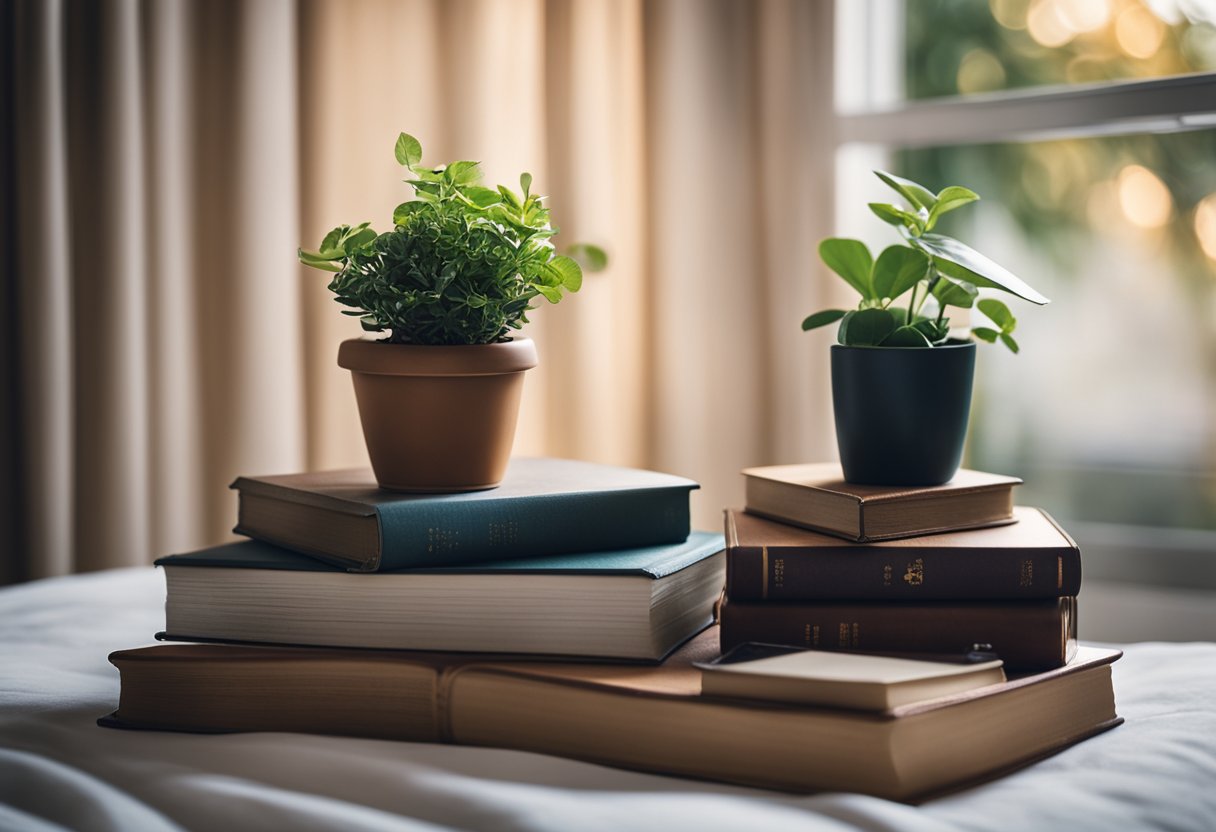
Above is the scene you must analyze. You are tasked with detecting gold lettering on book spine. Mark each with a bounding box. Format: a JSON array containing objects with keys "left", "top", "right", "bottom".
[
  {"left": 1058, "top": 556, "right": 1063, "bottom": 590},
  {"left": 761, "top": 547, "right": 769, "bottom": 599},
  {"left": 804, "top": 624, "right": 820, "bottom": 647},
  {"left": 1020, "top": 559, "right": 1034, "bottom": 587},
  {"left": 903, "top": 558, "right": 924, "bottom": 586}
]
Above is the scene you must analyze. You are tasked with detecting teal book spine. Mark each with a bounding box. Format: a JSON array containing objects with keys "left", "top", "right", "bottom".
[{"left": 374, "top": 486, "right": 691, "bottom": 571}]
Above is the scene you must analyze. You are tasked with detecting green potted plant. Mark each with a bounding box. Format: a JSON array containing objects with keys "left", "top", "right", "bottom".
[
  {"left": 802, "top": 171, "right": 1049, "bottom": 486},
  {"left": 299, "top": 132, "right": 606, "bottom": 492}
]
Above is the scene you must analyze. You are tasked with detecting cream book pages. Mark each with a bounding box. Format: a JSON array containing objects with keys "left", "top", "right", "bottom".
[{"left": 699, "top": 647, "right": 1006, "bottom": 711}]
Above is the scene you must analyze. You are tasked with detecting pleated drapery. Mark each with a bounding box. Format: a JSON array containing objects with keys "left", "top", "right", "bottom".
[{"left": 2, "top": 0, "right": 837, "bottom": 583}]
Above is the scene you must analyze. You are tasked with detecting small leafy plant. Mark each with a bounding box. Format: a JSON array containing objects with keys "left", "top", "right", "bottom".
[
  {"left": 802, "top": 171, "right": 1048, "bottom": 351},
  {"left": 300, "top": 133, "right": 607, "bottom": 345}
]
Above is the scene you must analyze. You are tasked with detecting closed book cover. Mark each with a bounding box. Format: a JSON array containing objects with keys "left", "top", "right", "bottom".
[
  {"left": 718, "top": 596, "right": 1078, "bottom": 671},
  {"left": 102, "top": 629, "right": 1122, "bottom": 802},
  {"left": 696, "top": 643, "right": 1007, "bottom": 711},
  {"left": 726, "top": 507, "right": 1081, "bottom": 602},
  {"left": 154, "top": 533, "right": 726, "bottom": 660},
  {"left": 742, "top": 463, "right": 1020, "bottom": 543},
  {"left": 232, "top": 457, "right": 698, "bottom": 572}
]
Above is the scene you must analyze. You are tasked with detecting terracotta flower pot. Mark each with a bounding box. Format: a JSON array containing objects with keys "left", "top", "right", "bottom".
[{"left": 337, "top": 338, "right": 538, "bottom": 492}]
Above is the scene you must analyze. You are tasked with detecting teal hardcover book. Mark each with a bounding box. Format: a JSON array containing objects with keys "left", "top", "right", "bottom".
[
  {"left": 155, "top": 532, "right": 726, "bottom": 660},
  {"left": 231, "top": 457, "right": 698, "bottom": 572}
]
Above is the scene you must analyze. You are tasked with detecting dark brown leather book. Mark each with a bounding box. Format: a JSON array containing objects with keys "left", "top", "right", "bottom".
[
  {"left": 719, "top": 596, "right": 1077, "bottom": 671},
  {"left": 726, "top": 507, "right": 1081, "bottom": 602},
  {"left": 101, "top": 627, "right": 1121, "bottom": 802},
  {"left": 742, "top": 463, "right": 1020, "bottom": 542}
]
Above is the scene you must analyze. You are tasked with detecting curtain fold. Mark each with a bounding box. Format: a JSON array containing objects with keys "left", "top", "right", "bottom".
[{"left": 4, "top": 0, "right": 836, "bottom": 582}]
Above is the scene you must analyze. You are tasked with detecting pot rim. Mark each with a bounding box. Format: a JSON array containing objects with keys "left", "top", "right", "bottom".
[
  {"left": 338, "top": 337, "right": 538, "bottom": 377},
  {"left": 830, "top": 338, "right": 976, "bottom": 352}
]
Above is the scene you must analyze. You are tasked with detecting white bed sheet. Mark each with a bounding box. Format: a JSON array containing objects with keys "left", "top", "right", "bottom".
[{"left": 1, "top": 567, "right": 1214, "bottom": 832}]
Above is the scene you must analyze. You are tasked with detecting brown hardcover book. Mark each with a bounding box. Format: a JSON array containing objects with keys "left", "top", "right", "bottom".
[
  {"left": 101, "top": 628, "right": 1122, "bottom": 802},
  {"left": 726, "top": 507, "right": 1082, "bottom": 602},
  {"left": 742, "top": 463, "right": 1021, "bottom": 542},
  {"left": 719, "top": 596, "right": 1077, "bottom": 671}
]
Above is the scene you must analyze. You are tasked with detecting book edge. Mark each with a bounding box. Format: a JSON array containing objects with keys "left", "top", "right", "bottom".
[
  {"left": 740, "top": 467, "right": 1022, "bottom": 505},
  {"left": 736, "top": 510, "right": 1039, "bottom": 547}
]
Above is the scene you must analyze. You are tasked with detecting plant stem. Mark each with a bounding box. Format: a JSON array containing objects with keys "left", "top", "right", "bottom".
[{"left": 932, "top": 270, "right": 947, "bottom": 328}]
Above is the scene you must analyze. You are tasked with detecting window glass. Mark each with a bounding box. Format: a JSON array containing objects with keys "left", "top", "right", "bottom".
[
  {"left": 897, "top": 130, "right": 1216, "bottom": 530},
  {"left": 906, "top": 0, "right": 1216, "bottom": 99}
]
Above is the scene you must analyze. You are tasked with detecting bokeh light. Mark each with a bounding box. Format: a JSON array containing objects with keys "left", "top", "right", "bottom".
[
  {"left": 990, "top": 0, "right": 1031, "bottom": 29},
  {"left": 1057, "top": 0, "right": 1112, "bottom": 33},
  {"left": 958, "top": 48, "right": 1009, "bottom": 92},
  {"left": 1116, "top": 6, "right": 1166, "bottom": 58},
  {"left": 1117, "top": 164, "right": 1174, "bottom": 229},
  {"left": 1196, "top": 194, "right": 1216, "bottom": 260},
  {"left": 1028, "top": 0, "right": 1077, "bottom": 46}
]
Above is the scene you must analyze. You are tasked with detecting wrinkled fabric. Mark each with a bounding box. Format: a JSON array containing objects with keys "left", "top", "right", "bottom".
[{"left": 2, "top": 568, "right": 1214, "bottom": 832}]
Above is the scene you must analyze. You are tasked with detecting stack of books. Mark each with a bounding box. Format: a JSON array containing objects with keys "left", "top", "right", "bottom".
[
  {"left": 103, "top": 458, "right": 1123, "bottom": 801},
  {"left": 723, "top": 463, "right": 1083, "bottom": 671},
  {"left": 147, "top": 458, "right": 724, "bottom": 661}
]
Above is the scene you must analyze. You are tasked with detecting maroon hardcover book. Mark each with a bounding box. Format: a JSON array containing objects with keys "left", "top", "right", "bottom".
[
  {"left": 726, "top": 507, "right": 1081, "bottom": 602},
  {"left": 718, "top": 595, "right": 1077, "bottom": 671}
]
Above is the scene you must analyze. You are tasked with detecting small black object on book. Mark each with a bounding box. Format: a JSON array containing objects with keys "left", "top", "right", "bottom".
[{"left": 707, "top": 642, "right": 1001, "bottom": 668}]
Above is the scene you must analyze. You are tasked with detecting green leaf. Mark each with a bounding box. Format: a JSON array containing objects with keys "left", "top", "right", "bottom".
[
  {"left": 801, "top": 309, "right": 847, "bottom": 331},
  {"left": 818, "top": 238, "right": 874, "bottom": 299},
  {"left": 463, "top": 186, "right": 501, "bottom": 208},
  {"left": 394, "top": 132, "right": 422, "bottom": 167},
  {"left": 971, "top": 327, "right": 1000, "bottom": 343},
  {"left": 393, "top": 201, "right": 428, "bottom": 225},
  {"left": 320, "top": 227, "right": 344, "bottom": 253},
  {"left": 546, "top": 255, "right": 583, "bottom": 291},
  {"left": 875, "top": 170, "right": 938, "bottom": 211},
  {"left": 911, "top": 318, "right": 949, "bottom": 343},
  {"left": 872, "top": 246, "right": 930, "bottom": 302},
  {"left": 535, "top": 284, "right": 563, "bottom": 303},
  {"left": 839, "top": 307, "right": 896, "bottom": 346},
  {"left": 1000, "top": 332, "right": 1020, "bottom": 353},
  {"left": 410, "top": 165, "right": 442, "bottom": 182},
  {"left": 869, "top": 202, "right": 924, "bottom": 233},
  {"left": 298, "top": 249, "right": 341, "bottom": 272},
  {"left": 977, "top": 297, "right": 1016, "bottom": 332},
  {"left": 445, "top": 160, "right": 481, "bottom": 185},
  {"left": 881, "top": 325, "right": 932, "bottom": 348},
  {"left": 343, "top": 226, "right": 377, "bottom": 252},
  {"left": 931, "top": 274, "right": 978, "bottom": 309},
  {"left": 926, "top": 186, "right": 979, "bottom": 230},
  {"left": 497, "top": 185, "right": 522, "bottom": 209},
  {"left": 869, "top": 202, "right": 906, "bottom": 226},
  {"left": 520, "top": 172, "right": 533, "bottom": 197},
  {"left": 912, "top": 232, "right": 1049, "bottom": 304},
  {"left": 565, "top": 243, "right": 608, "bottom": 272}
]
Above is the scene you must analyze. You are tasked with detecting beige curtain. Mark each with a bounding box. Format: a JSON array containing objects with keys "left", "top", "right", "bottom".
[{"left": 3, "top": 0, "right": 837, "bottom": 583}]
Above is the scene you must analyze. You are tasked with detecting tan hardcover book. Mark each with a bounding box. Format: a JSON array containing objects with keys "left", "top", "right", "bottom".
[
  {"left": 102, "top": 629, "right": 1122, "bottom": 802},
  {"left": 742, "top": 463, "right": 1021, "bottom": 542},
  {"left": 697, "top": 645, "right": 1007, "bottom": 710}
]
